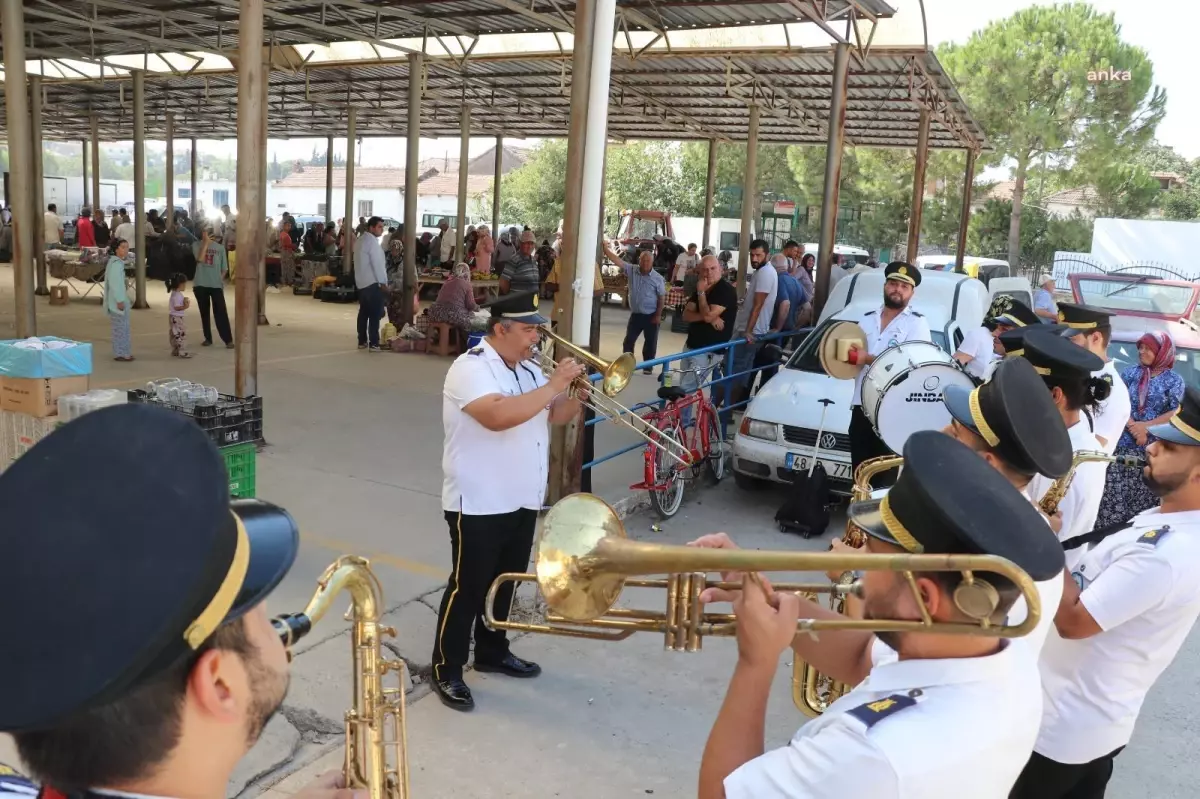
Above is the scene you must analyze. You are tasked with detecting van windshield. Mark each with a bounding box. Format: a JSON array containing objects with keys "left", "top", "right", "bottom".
[{"left": 787, "top": 319, "right": 949, "bottom": 374}]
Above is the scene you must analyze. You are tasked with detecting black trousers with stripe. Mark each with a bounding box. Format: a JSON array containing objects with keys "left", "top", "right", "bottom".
[{"left": 431, "top": 508, "right": 538, "bottom": 682}]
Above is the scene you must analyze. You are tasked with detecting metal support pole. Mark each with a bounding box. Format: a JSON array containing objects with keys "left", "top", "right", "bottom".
[
  {"left": 736, "top": 104, "right": 760, "bottom": 299},
  {"left": 324, "top": 135, "right": 334, "bottom": 222},
  {"left": 456, "top": 105, "right": 471, "bottom": 257},
  {"left": 491, "top": 134, "right": 503, "bottom": 235},
  {"left": 258, "top": 70, "right": 269, "bottom": 325},
  {"left": 955, "top": 149, "right": 978, "bottom": 272},
  {"left": 90, "top": 114, "right": 101, "bottom": 215},
  {"left": 31, "top": 75, "right": 49, "bottom": 297},
  {"left": 813, "top": 42, "right": 850, "bottom": 319},
  {"left": 234, "top": 0, "right": 265, "bottom": 397},
  {"left": 702, "top": 138, "right": 717, "bottom": 251},
  {"left": 2, "top": 0, "right": 35, "bottom": 336},
  {"left": 190, "top": 138, "right": 198, "bottom": 220},
  {"left": 81, "top": 139, "right": 90, "bottom": 210},
  {"left": 401, "top": 52, "right": 422, "bottom": 327},
  {"left": 133, "top": 69, "right": 148, "bottom": 309},
  {"left": 549, "top": 0, "right": 615, "bottom": 503},
  {"left": 906, "top": 109, "right": 930, "bottom": 264},
  {"left": 165, "top": 113, "right": 175, "bottom": 232},
  {"left": 344, "top": 108, "right": 357, "bottom": 278}
]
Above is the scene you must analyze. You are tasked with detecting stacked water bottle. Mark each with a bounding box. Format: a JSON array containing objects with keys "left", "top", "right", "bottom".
[
  {"left": 145, "top": 378, "right": 220, "bottom": 410},
  {"left": 56, "top": 389, "right": 128, "bottom": 422}
]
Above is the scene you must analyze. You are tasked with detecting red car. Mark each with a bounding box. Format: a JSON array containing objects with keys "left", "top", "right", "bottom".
[{"left": 1068, "top": 272, "right": 1200, "bottom": 388}]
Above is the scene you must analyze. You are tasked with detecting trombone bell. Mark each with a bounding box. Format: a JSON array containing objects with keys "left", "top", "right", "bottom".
[{"left": 538, "top": 493, "right": 630, "bottom": 621}]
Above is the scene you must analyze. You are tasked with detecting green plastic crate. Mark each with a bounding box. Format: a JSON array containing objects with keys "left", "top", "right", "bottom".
[{"left": 222, "top": 442, "right": 257, "bottom": 499}]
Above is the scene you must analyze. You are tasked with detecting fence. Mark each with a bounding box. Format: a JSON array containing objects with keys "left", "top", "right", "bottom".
[{"left": 581, "top": 329, "right": 801, "bottom": 473}]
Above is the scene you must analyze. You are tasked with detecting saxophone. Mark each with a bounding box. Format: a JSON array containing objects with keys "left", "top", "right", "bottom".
[
  {"left": 273, "top": 556, "right": 410, "bottom": 799},
  {"left": 1037, "top": 451, "right": 1145, "bottom": 516},
  {"left": 792, "top": 455, "right": 904, "bottom": 717}
]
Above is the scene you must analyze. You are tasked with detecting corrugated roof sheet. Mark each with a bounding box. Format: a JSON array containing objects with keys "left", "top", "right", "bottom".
[{"left": 6, "top": 45, "right": 987, "bottom": 151}]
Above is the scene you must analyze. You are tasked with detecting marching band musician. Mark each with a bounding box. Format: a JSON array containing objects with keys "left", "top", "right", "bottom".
[
  {"left": 1055, "top": 302, "right": 1130, "bottom": 455},
  {"left": 984, "top": 299, "right": 1042, "bottom": 376},
  {"left": 431, "top": 290, "right": 584, "bottom": 711},
  {"left": 0, "top": 406, "right": 351, "bottom": 799},
  {"left": 693, "top": 432, "right": 1064, "bottom": 799},
  {"left": 941, "top": 355, "right": 1074, "bottom": 653},
  {"left": 847, "top": 262, "right": 931, "bottom": 486},
  {"left": 1010, "top": 387, "right": 1200, "bottom": 799},
  {"left": 1019, "top": 329, "right": 1111, "bottom": 548}
]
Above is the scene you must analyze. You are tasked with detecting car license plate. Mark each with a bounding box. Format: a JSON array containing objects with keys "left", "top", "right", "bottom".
[{"left": 785, "top": 453, "right": 852, "bottom": 479}]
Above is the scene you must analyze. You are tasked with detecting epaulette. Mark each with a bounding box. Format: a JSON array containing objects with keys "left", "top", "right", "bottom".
[
  {"left": 863, "top": 310, "right": 877, "bottom": 316},
  {"left": 1100, "top": 373, "right": 1114, "bottom": 386},
  {"left": 1137, "top": 526, "right": 1171, "bottom": 546},
  {"left": 468, "top": 347, "right": 485, "bottom": 356},
  {"left": 846, "top": 693, "right": 917, "bottom": 729},
  {"left": 0, "top": 764, "right": 35, "bottom": 796},
  {"left": 910, "top": 310, "right": 923, "bottom": 317}
]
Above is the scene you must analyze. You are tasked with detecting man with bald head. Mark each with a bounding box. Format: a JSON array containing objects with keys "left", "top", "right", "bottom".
[{"left": 680, "top": 255, "right": 738, "bottom": 408}]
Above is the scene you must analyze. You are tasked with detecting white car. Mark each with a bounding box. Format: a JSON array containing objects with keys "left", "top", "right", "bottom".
[{"left": 732, "top": 270, "right": 1017, "bottom": 494}]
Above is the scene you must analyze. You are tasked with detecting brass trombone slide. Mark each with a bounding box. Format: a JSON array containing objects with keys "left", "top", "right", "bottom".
[
  {"left": 533, "top": 328, "right": 692, "bottom": 467},
  {"left": 484, "top": 493, "right": 1041, "bottom": 652}
]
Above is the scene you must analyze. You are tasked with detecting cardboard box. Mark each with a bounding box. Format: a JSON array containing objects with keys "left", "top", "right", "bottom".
[
  {"left": 0, "top": 375, "right": 90, "bottom": 417},
  {"left": 0, "top": 409, "right": 61, "bottom": 472},
  {"left": 0, "top": 337, "right": 93, "bottom": 378}
]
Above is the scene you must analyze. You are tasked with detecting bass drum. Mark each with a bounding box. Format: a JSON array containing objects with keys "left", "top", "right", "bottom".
[{"left": 860, "top": 341, "right": 975, "bottom": 454}]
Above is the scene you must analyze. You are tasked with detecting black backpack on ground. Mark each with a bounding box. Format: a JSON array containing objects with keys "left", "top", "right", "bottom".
[{"left": 774, "top": 398, "right": 835, "bottom": 538}]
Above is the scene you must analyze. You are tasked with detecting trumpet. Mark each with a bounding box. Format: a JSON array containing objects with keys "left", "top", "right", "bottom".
[
  {"left": 1038, "top": 451, "right": 1145, "bottom": 516},
  {"left": 793, "top": 454, "right": 904, "bottom": 716},
  {"left": 484, "top": 493, "right": 1041, "bottom": 715},
  {"left": 272, "top": 557, "right": 410, "bottom": 799},
  {"left": 533, "top": 327, "right": 690, "bottom": 466}
]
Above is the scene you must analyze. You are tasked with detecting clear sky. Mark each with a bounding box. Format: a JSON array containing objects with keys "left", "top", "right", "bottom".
[{"left": 240, "top": 0, "right": 1195, "bottom": 167}]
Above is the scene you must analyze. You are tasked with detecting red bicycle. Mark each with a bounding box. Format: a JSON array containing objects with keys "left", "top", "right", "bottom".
[{"left": 633, "top": 361, "right": 728, "bottom": 519}]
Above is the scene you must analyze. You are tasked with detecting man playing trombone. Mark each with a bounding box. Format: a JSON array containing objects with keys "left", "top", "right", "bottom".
[
  {"left": 693, "top": 432, "right": 1063, "bottom": 798},
  {"left": 432, "top": 290, "right": 584, "bottom": 711}
]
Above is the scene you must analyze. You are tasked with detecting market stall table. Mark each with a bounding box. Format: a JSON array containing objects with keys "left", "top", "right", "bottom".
[{"left": 417, "top": 274, "right": 502, "bottom": 304}]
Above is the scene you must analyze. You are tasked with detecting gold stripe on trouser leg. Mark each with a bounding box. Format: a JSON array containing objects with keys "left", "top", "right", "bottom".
[{"left": 433, "top": 512, "right": 464, "bottom": 682}]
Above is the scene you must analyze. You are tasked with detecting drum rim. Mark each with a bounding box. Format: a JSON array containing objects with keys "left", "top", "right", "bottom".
[{"left": 860, "top": 341, "right": 955, "bottom": 422}]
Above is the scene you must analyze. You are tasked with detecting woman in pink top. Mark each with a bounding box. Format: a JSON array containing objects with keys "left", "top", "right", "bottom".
[{"left": 473, "top": 224, "right": 494, "bottom": 274}]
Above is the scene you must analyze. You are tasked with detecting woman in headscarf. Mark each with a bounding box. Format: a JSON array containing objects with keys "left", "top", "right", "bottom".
[
  {"left": 385, "top": 238, "right": 404, "bottom": 280},
  {"left": 1094, "top": 331, "right": 1186, "bottom": 527},
  {"left": 427, "top": 262, "right": 478, "bottom": 336}
]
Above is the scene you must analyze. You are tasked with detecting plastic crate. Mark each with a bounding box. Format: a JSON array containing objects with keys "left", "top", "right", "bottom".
[
  {"left": 222, "top": 442, "right": 257, "bottom": 499},
  {"left": 128, "top": 390, "right": 264, "bottom": 447}
]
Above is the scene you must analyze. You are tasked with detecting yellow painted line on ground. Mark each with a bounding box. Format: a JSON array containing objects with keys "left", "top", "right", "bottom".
[{"left": 302, "top": 531, "right": 448, "bottom": 580}]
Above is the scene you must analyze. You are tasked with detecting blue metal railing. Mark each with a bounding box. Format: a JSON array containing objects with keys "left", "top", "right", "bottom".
[{"left": 582, "top": 329, "right": 803, "bottom": 471}]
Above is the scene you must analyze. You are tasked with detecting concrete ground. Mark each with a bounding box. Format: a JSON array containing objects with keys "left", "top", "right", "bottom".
[{"left": 1, "top": 266, "right": 1197, "bottom": 798}]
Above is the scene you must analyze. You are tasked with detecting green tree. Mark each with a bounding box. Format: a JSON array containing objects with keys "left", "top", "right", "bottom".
[
  {"left": 488, "top": 140, "right": 570, "bottom": 236},
  {"left": 681, "top": 141, "right": 802, "bottom": 218},
  {"left": 940, "top": 4, "right": 1166, "bottom": 264},
  {"left": 604, "top": 141, "right": 703, "bottom": 217}
]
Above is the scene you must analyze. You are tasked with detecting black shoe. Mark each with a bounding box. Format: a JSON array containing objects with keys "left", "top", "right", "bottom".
[
  {"left": 225, "top": 342, "right": 234, "bottom": 349},
  {"left": 473, "top": 653, "right": 542, "bottom": 679},
  {"left": 641, "top": 367, "right": 653, "bottom": 375},
  {"left": 202, "top": 340, "right": 213, "bottom": 347},
  {"left": 432, "top": 678, "right": 474, "bottom": 711},
  {"left": 358, "top": 342, "right": 368, "bottom": 349}
]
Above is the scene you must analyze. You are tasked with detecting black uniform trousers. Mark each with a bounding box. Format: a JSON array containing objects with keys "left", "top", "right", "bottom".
[
  {"left": 431, "top": 507, "right": 538, "bottom": 682},
  {"left": 848, "top": 404, "right": 899, "bottom": 488},
  {"left": 1009, "top": 748, "right": 1124, "bottom": 799}
]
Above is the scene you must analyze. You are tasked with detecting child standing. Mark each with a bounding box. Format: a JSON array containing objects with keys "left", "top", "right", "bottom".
[{"left": 166, "top": 273, "right": 192, "bottom": 358}]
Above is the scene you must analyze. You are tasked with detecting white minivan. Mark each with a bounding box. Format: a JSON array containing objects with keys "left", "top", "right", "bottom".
[{"left": 731, "top": 270, "right": 1020, "bottom": 493}]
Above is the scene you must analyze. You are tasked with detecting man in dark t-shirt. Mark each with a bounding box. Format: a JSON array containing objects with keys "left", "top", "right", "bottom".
[{"left": 681, "top": 255, "right": 739, "bottom": 409}]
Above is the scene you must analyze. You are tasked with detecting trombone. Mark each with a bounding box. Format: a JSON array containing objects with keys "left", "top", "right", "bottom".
[
  {"left": 485, "top": 493, "right": 1041, "bottom": 675},
  {"left": 533, "top": 327, "right": 691, "bottom": 466}
]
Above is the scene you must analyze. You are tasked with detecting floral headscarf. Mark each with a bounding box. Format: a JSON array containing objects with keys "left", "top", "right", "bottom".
[
  {"left": 1135, "top": 331, "right": 1176, "bottom": 412},
  {"left": 451, "top": 262, "right": 471, "bottom": 280}
]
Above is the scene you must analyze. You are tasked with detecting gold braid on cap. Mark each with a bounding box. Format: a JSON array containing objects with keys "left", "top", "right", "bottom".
[
  {"left": 878, "top": 495, "right": 925, "bottom": 554},
  {"left": 967, "top": 388, "right": 1001, "bottom": 447},
  {"left": 1170, "top": 412, "right": 1200, "bottom": 443},
  {"left": 183, "top": 514, "right": 251, "bottom": 650}
]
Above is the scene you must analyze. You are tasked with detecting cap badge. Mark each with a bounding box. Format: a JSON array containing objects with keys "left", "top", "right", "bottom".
[
  {"left": 847, "top": 693, "right": 918, "bottom": 728},
  {"left": 899, "top": 266, "right": 908, "bottom": 276},
  {"left": 1058, "top": 311, "right": 1067, "bottom": 323},
  {"left": 532, "top": 293, "right": 539, "bottom": 309}
]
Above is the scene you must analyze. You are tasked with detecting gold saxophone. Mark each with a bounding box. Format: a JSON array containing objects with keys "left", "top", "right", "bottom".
[
  {"left": 792, "top": 454, "right": 904, "bottom": 717},
  {"left": 273, "top": 556, "right": 410, "bottom": 799},
  {"left": 1037, "top": 451, "right": 1145, "bottom": 516}
]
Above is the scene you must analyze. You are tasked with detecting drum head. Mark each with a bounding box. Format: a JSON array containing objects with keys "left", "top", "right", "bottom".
[
  {"left": 875, "top": 363, "right": 975, "bottom": 454},
  {"left": 860, "top": 340, "right": 949, "bottom": 428}
]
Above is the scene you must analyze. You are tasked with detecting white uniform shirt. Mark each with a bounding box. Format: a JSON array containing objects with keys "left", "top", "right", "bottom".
[
  {"left": 441, "top": 339, "right": 549, "bottom": 515},
  {"left": 1091, "top": 360, "right": 1131, "bottom": 455},
  {"left": 1036, "top": 507, "right": 1200, "bottom": 763},
  {"left": 852, "top": 305, "right": 933, "bottom": 406},
  {"left": 725, "top": 639, "right": 1041, "bottom": 798},
  {"left": 1027, "top": 420, "right": 1106, "bottom": 549},
  {"left": 956, "top": 325, "right": 997, "bottom": 380}
]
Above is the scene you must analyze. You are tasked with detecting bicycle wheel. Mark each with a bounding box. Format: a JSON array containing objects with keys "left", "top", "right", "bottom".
[
  {"left": 649, "top": 421, "right": 686, "bottom": 520},
  {"left": 704, "top": 409, "right": 728, "bottom": 483}
]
